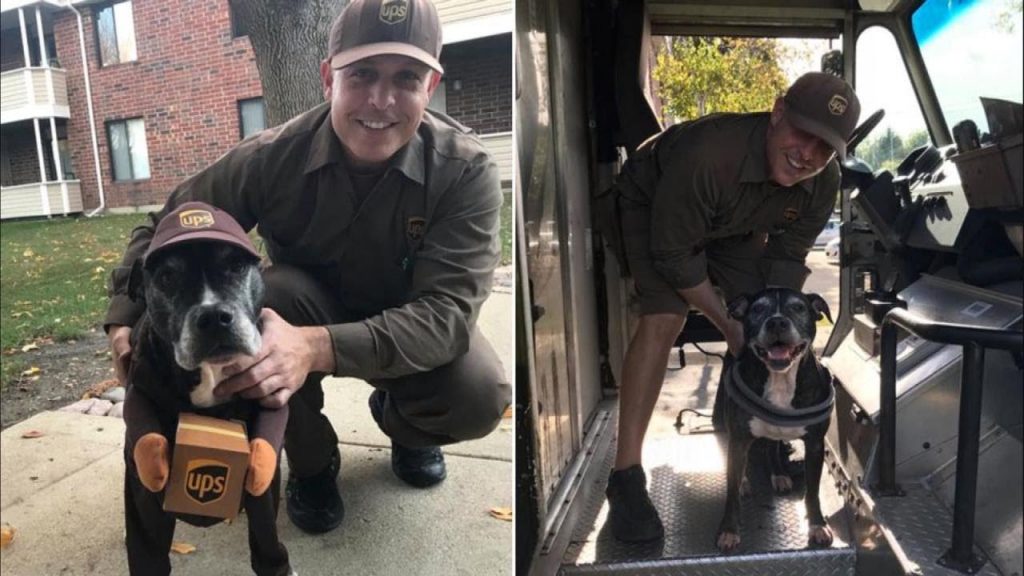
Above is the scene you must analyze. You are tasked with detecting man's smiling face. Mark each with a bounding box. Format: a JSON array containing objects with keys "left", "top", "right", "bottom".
[
  {"left": 321, "top": 54, "right": 440, "bottom": 169},
  {"left": 765, "top": 98, "right": 836, "bottom": 187}
]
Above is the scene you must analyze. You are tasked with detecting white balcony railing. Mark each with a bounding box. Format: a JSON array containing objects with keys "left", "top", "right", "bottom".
[
  {"left": 0, "top": 67, "right": 71, "bottom": 124},
  {"left": 0, "top": 180, "right": 83, "bottom": 219}
]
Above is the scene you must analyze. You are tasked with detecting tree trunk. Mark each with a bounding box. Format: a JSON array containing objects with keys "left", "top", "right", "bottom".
[{"left": 229, "top": 0, "right": 348, "bottom": 127}]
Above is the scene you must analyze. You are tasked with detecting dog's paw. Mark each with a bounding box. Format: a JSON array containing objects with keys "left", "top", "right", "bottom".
[
  {"left": 808, "top": 524, "right": 834, "bottom": 547},
  {"left": 771, "top": 474, "right": 793, "bottom": 493},
  {"left": 133, "top": 433, "right": 170, "bottom": 492},
  {"left": 739, "top": 477, "right": 752, "bottom": 498},
  {"left": 245, "top": 438, "right": 277, "bottom": 497},
  {"left": 716, "top": 531, "right": 741, "bottom": 553}
]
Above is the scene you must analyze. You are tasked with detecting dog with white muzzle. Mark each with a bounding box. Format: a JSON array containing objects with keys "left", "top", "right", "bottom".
[
  {"left": 716, "top": 287, "right": 836, "bottom": 553},
  {"left": 121, "top": 201, "right": 292, "bottom": 575}
]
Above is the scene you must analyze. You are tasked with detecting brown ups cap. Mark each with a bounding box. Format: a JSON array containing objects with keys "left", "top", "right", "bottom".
[
  {"left": 783, "top": 72, "right": 861, "bottom": 159},
  {"left": 328, "top": 0, "right": 443, "bottom": 74},
  {"left": 146, "top": 201, "right": 260, "bottom": 261}
]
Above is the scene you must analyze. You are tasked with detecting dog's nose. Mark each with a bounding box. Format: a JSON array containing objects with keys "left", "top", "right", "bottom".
[
  {"left": 766, "top": 316, "right": 791, "bottom": 334},
  {"left": 196, "top": 306, "right": 234, "bottom": 332}
]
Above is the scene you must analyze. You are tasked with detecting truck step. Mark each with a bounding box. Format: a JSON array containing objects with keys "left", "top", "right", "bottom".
[{"left": 559, "top": 433, "right": 855, "bottom": 576}]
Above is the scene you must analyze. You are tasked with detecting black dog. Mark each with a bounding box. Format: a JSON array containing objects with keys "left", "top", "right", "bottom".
[
  {"left": 716, "top": 288, "right": 835, "bottom": 553},
  {"left": 121, "top": 204, "right": 291, "bottom": 575}
]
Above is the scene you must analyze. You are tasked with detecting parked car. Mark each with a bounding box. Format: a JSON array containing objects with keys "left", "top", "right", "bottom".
[
  {"left": 815, "top": 216, "right": 841, "bottom": 247},
  {"left": 825, "top": 236, "right": 840, "bottom": 264}
]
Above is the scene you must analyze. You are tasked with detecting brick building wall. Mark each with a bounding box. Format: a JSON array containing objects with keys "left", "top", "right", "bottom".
[
  {"left": 52, "top": 0, "right": 261, "bottom": 210},
  {"left": 440, "top": 34, "right": 512, "bottom": 134},
  {"left": 1, "top": 123, "right": 55, "bottom": 186}
]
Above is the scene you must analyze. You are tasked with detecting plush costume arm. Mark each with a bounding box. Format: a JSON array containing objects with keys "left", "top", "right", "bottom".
[
  {"left": 245, "top": 405, "right": 288, "bottom": 496},
  {"left": 124, "top": 385, "right": 170, "bottom": 492}
]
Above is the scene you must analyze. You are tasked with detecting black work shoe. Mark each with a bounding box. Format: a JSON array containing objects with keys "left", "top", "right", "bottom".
[
  {"left": 390, "top": 442, "right": 447, "bottom": 488},
  {"left": 605, "top": 465, "right": 664, "bottom": 542},
  {"left": 286, "top": 447, "right": 344, "bottom": 533},
  {"left": 368, "top": 389, "right": 447, "bottom": 488}
]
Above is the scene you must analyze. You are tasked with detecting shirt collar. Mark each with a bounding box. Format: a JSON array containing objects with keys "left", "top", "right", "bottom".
[
  {"left": 304, "top": 107, "right": 425, "bottom": 186},
  {"left": 739, "top": 114, "right": 815, "bottom": 193}
]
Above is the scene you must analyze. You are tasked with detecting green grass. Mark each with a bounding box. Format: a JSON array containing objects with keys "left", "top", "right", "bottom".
[
  {"left": 1, "top": 198, "right": 513, "bottom": 386},
  {"left": 0, "top": 214, "right": 147, "bottom": 386}
]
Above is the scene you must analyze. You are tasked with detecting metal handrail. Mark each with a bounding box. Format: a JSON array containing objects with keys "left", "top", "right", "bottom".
[{"left": 875, "top": 307, "right": 1023, "bottom": 573}]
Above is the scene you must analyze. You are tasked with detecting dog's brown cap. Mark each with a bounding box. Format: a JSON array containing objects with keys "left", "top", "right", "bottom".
[
  {"left": 146, "top": 201, "right": 260, "bottom": 261},
  {"left": 328, "top": 0, "right": 443, "bottom": 74}
]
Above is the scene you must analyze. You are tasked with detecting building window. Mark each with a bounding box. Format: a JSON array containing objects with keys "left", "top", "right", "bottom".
[
  {"left": 238, "top": 98, "right": 266, "bottom": 139},
  {"left": 96, "top": 1, "right": 138, "bottom": 66},
  {"left": 107, "top": 118, "right": 150, "bottom": 181},
  {"left": 229, "top": 4, "right": 249, "bottom": 38}
]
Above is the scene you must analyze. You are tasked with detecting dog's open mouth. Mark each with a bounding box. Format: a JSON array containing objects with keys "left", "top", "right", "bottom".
[{"left": 753, "top": 341, "right": 808, "bottom": 369}]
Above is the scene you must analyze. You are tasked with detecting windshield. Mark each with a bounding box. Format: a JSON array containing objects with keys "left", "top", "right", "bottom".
[{"left": 912, "top": 0, "right": 1023, "bottom": 138}]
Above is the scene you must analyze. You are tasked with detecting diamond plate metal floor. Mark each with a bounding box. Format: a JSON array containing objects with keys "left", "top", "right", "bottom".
[
  {"left": 871, "top": 483, "right": 1003, "bottom": 576},
  {"left": 559, "top": 356, "right": 855, "bottom": 575}
]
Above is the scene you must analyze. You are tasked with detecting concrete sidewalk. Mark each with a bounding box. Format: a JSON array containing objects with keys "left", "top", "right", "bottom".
[{"left": 0, "top": 286, "right": 514, "bottom": 576}]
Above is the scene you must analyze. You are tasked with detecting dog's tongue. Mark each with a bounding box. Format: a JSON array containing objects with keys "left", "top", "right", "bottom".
[{"left": 768, "top": 344, "right": 795, "bottom": 360}]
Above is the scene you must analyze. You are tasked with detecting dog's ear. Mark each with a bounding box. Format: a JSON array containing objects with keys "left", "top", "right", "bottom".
[
  {"left": 127, "top": 259, "right": 145, "bottom": 303},
  {"left": 727, "top": 295, "right": 751, "bottom": 319},
  {"left": 807, "top": 293, "right": 833, "bottom": 324}
]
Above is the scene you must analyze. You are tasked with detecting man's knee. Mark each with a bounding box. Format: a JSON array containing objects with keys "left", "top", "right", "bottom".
[
  {"left": 396, "top": 366, "right": 511, "bottom": 443},
  {"left": 444, "top": 379, "right": 511, "bottom": 442},
  {"left": 261, "top": 264, "right": 339, "bottom": 326},
  {"left": 636, "top": 313, "right": 687, "bottom": 343}
]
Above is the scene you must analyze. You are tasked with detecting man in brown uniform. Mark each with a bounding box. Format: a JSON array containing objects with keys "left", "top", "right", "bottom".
[
  {"left": 106, "top": 0, "right": 511, "bottom": 534},
  {"left": 605, "top": 72, "right": 860, "bottom": 542}
]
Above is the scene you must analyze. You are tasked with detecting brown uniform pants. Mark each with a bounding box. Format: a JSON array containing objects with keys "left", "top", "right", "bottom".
[{"left": 263, "top": 264, "right": 511, "bottom": 478}]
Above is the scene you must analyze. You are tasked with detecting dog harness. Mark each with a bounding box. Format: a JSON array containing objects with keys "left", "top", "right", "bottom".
[{"left": 723, "top": 361, "right": 835, "bottom": 427}]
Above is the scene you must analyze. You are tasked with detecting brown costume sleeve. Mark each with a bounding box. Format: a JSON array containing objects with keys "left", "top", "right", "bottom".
[
  {"left": 249, "top": 405, "right": 289, "bottom": 455},
  {"left": 123, "top": 384, "right": 166, "bottom": 453}
]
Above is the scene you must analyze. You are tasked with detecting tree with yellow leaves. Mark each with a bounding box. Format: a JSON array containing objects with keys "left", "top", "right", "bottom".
[{"left": 654, "top": 37, "right": 792, "bottom": 124}]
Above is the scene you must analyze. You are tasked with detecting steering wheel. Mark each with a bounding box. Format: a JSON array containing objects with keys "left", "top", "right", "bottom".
[{"left": 846, "top": 108, "right": 885, "bottom": 155}]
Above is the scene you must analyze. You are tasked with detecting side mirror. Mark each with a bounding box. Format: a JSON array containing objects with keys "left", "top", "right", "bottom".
[{"left": 820, "top": 50, "right": 843, "bottom": 76}]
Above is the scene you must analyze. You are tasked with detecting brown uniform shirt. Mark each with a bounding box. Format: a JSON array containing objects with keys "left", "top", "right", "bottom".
[
  {"left": 106, "top": 103, "right": 502, "bottom": 380},
  {"left": 617, "top": 112, "right": 839, "bottom": 292}
]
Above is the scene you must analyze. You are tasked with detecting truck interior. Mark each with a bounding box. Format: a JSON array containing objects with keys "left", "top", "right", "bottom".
[{"left": 515, "top": 0, "right": 1023, "bottom": 574}]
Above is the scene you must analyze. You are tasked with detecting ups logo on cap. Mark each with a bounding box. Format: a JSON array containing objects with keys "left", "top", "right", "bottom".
[
  {"left": 380, "top": 0, "right": 409, "bottom": 24},
  {"left": 828, "top": 94, "right": 848, "bottom": 116},
  {"left": 184, "top": 459, "right": 230, "bottom": 504},
  {"left": 179, "top": 209, "right": 215, "bottom": 229}
]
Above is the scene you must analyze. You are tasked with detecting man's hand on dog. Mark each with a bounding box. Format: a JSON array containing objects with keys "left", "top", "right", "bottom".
[{"left": 215, "top": 308, "right": 334, "bottom": 408}]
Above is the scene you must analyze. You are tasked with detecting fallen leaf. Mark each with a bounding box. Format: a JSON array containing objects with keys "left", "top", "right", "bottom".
[
  {"left": 22, "top": 249, "right": 34, "bottom": 257},
  {"left": 21, "top": 430, "right": 44, "bottom": 439},
  {"left": 170, "top": 541, "right": 196, "bottom": 555},
  {"left": 502, "top": 405, "right": 513, "bottom": 419},
  {"left": 83, "top": 379, "right": 119, "bottom": 399},
  {"left": 21, "top": 367, "right": 42, "bottom": 377},
  {"left": 21, "top": 343, "right": 39, "bottom": 352},
  {"left": 0, "top": 524, "right": 13, "bottom": 549},
  {"left": 488, "top": 507, "right": 513, "bottom": 521}
]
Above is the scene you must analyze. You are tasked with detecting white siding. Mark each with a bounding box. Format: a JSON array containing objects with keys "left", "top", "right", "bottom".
[
  {"left": 480, "top": 132, "right": 512, "bottom": 185},
  {"left": 1, "top": 181, "right": 83, "bottom": 219},
  {"left": 0, "top": 68, "right": 70, "bottom": 123},
  {"left": 435, "top": 0, "right": 509, "bottom": 25}
]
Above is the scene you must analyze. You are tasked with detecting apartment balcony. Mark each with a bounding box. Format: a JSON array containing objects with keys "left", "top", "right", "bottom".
[
  {"left": 436, "top": 0, "right": 512, "bottom": 44},
  {"left": 1, "top": 180, "right": 83, "bottom": 219},
  {"left": 480, "top": 131, "right": 512, "bottom": 189},
  {"left": 0, "top": 67, "right": 70, "bottom": 124}
]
